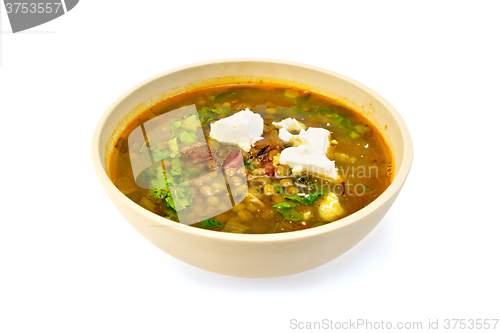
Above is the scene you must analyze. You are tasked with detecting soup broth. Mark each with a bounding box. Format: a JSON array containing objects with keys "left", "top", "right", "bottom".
[{"left": 109, "top": 84, "right": 393, "bottom": 234}]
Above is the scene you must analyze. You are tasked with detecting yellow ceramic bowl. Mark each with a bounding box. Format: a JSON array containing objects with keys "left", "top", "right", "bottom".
[{"left": 91, "top": 59, "right": 413, "bottom": 278}]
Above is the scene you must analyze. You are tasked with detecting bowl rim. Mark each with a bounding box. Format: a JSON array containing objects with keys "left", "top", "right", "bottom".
[{"left": 91, "top": 58, "right": 413, "bottom": 242}]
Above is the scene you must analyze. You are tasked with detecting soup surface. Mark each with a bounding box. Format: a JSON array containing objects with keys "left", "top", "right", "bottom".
[{"left": 109, "top": 84, "right": 393, "bottom": 234}]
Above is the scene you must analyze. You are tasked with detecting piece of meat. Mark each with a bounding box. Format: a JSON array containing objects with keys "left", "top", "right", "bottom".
[
  {"left": 261, "top": 161, "right": 275, "bottom": 176},
  {"left": 253, "top": 129, "right": 285, "bottom": 150},
  {"left": 181, "top": 145, "right": 211, "bottom": 161},
  {"left": 224, "top": 148, "right": 243, "bottom": 169}
]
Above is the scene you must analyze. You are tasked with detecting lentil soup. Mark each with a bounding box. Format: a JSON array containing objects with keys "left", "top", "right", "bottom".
[{"left": 109, "top": 84, "right": 393, "bottom": 234}]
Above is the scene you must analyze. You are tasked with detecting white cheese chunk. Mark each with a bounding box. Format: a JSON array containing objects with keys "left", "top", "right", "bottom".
[
  {"left": 209, "top": 109, "right": 264, "bottom": 152},
  {"left": 296, "top": 127, "right": 331, "bottom": 153},
  {"left": 278, "top": 127, "right": 338, "bottom": 180},
  {"left": 278, "top": 128, "right": 294, "bottom": 143},
  {"left": 272, "top": 117, "right": 306, "bottom": 131},
  {"left": 316, "top": 192, "right": 344, "bottom": 221}
]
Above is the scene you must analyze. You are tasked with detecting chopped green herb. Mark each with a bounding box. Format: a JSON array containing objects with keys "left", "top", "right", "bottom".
[
  {"left": 349, "top": 131, "right": 360, "bottom": 139},
  {"left": 171, "top": 180, "right": 194, "bottom": 208},
  {"left": 149, "top": 167, "right": 168, "bottom": 189},
  {"left": 212, "top": 94, "right": 223, "bottom": 103},
  {"left": 171, "top": 189, "right": 190, "bottom": 207},
  {"left": 293, "top": 105, "right": 367, "bottom": 136},
  {"left": 277, "top": 208, "right": 303, "bottom": 221},
  {"left": 210, "top": 108, "right": 225, "bottom": 114},
  {"left": 341, "top": 118, "right": 354, "bottom": 130},
  {"left": 164, "top": 170, "right": 177, "bottom": 186},
  {"left": 200, "top": 106, "right": 224, "bottom": 115},
  {"left": 168, "top": 138, "right": 179, "bottom": 154},
  {"left": 359, "top": 184, "right": 371, "bottom": 191},
  {"left": 273, "top": 201, "right": 304, "bottom": 221},
  {"left": 285, "top": 192, "right": 323, "bottom": 205},
  {"left": 244, "top": 160, "right": 255, "bottom": 171},
  {"left": 172, "top": 120, "right": 182, "bottom": 131},
  {"left": 331, "top": 113, "right": 344, "bottom": 124},
  {"left": 317, "top": 106, "right": 331, "bottom": 114},
  {"left": 170, "top": 158, "right": 182, "bottom": 176},
  {"left": 280, "top": 209, "right": 303, "bottom": 221},
  {"left": 153, "top": 149, "right": 169, "bottom": 161},
  {"left": 273, "top": 182, "right": 283, "bottom": 195},
  {"left": 180, "top": 115, "right": 199, "bottom": 132},
  {"left": 294, "top": 104, "right": 311, "bottom": 114},
  {"left": 354, "top": 124, "right": 370, "bottom": 134},
  {"left": 200, "top": 116, "right": 214, "bottom": 124},
  {"left": 179, "top": 131, "right": 195, "bottom": 143},
  {"left": 165, "top": 192, "right": 175, "bottom": 209},
  {"left": 151, "top": 188, "right": 167, "bottom": 200},
  {"left": 273, "top": 202, "right": 298, "bottom": 210},
  {"left": 200, "top": 219, "right": 225, "bottom": 228},
  {"left": 148, "top": 155, "right": 194, "bottom": 212},
  {"left": 213, "top": 91, "right": 236, "bottom": 103}
]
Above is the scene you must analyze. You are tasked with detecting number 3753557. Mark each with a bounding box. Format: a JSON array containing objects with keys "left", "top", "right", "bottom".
[{"left": 5, "top": 2, "right": 62, "bottom": 14}]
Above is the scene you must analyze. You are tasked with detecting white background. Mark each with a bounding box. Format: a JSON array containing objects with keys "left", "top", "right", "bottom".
[{"left": 1, "top": 1, "right": 499, "bottom": 332}]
